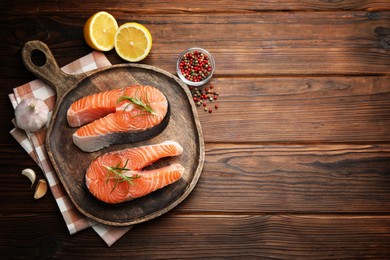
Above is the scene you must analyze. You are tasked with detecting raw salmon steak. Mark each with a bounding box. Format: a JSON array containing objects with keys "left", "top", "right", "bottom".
[
  {"left": 86, "top": 141, "right": 185, "bottom": 204},
  {"left": 67, "top": 85, "right": 169, "bottom": 152}
]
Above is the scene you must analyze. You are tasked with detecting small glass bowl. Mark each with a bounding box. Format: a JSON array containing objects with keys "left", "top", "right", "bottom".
[{"left": 176, "top": 47, "right": 215, "bottom": 87}]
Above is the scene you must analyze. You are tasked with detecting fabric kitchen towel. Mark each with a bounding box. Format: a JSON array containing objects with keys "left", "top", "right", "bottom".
[{"left": 9, "top": 51, "right": 132, "bottom": 247}]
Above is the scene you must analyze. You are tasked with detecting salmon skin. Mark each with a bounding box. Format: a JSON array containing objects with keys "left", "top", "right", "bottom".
[
  {"left": 86, "top": 141, "right": 184, "bottom": 204},
  {"left": 67, "top": 85, "right": 169, "bottom": 152}
]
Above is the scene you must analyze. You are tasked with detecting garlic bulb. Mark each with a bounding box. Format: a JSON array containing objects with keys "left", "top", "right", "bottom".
[{"left": 15, "top": 98, "right": 49, "bottom": 132}]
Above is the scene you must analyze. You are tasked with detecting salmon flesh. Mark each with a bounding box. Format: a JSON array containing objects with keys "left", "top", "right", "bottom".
[
  {"left": 67, "top": 85, "right": 169, "bottom": 152},
  {"left": 86, "top": 141, "right": 184, "bottom": 204}
]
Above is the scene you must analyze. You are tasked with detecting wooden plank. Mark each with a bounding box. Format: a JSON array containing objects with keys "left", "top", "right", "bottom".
[
  {"left": 177, "top": 143, "right": 390, "bottom": 213},
  {"left": 119, "top": 214, "right": 390, "bottom": 259},
  {"left": 3, "top": 75, "right": 390, "bottom": 144},
  {"left": 197, "top": 76, "right": 390, "bottom": 142},
  {"left": 1, "top": 213, "right": 390, "bottom": 258},
  {"left": 7, "top": 72, "right": 390, "bottom": 142},
  {"left": 2, "top": 0, "right": 390, "bottom": 14},
  {"left": 2, "top": 143, "right": 389, "bottom": 214},
  {"left": 145, "top": 12, "right": 390, "bottom": 76},
  {"left": 0, "top": 12, "right": 390, "bottom": 77}
]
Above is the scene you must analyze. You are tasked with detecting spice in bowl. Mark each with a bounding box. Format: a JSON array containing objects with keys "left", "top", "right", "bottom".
[{"left": 176, "top": 47, "right": 215, "bottom": 86}]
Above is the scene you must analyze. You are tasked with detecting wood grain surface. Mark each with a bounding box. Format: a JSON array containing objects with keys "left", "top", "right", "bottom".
[{"left": 1, "top": 0, "right": 390, "bottom": 259}]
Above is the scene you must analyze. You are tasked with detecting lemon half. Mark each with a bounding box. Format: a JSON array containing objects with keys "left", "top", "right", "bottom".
[
  {"left": 84, "top": 11, "right": 118, "bottom": 51},
  {"left": 114, "top": 22, "right": 153, "bottom": 62}
]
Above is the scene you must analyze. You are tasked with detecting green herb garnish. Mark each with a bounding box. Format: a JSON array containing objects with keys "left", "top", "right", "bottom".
[
  {"left": 104, "top": 159, "right": 141, "bottom": 193},
  {"left": 117, "top": 90, "right": 157, "bottom": 115}
]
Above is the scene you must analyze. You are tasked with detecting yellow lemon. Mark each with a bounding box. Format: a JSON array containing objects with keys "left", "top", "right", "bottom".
[
  {"left": 84, "top": 11, "right": 118, "bottom": 51},
  {"left": 114, "top": 22, "right": 153, "bottom": 62}
]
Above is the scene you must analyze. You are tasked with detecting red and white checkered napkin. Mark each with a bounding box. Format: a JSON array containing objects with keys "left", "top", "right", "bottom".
[{"left": 9, "top": 52, "right": 132, "bottom": 247}]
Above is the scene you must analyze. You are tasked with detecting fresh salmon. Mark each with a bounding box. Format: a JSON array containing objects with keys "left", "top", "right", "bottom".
[
  {"left": 86, "top": 141, "right": 184, "bottom": 204},
  {"left": 67, "top": 85, "right": 169, "bottom": 152}
]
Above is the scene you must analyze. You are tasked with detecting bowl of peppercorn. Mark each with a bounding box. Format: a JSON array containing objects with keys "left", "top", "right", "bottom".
[{"left": 176, "top": 47, "right": 215, "bottom": 87}]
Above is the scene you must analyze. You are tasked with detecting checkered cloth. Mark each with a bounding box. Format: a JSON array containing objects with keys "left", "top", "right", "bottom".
[{"left": 9, "top": 52, "right": 132, "bottom": 247}]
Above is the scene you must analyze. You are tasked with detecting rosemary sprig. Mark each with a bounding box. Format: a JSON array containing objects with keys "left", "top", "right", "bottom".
[
  {"left": 104, "top": 159, "right": 141, "bottom": 193},
  {"left": 117, "top": 90, "right": 157, "bottom": 116}
]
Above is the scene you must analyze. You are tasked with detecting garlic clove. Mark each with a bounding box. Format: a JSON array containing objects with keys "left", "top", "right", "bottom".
[
  {"left": 22, "top": 168, "right": 36, "bottom": 187},
  {"left": 34, "top": 179, "right": 48, "bottom": 199},
  {"left": 15, "top": 98, "right": 49, "bottom": 132}
]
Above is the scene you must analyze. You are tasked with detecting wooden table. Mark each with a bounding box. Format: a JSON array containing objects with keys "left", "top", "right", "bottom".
[{"left": 1, "top": 1, "right": 390, "bottom": 258}]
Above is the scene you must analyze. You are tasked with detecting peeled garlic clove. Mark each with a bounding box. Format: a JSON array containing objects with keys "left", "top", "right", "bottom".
[
  {"left": 22, "top": 168, "right": 36, "bottom": 187},
  {"left": 34, "top": 179, "right": 48, "bottom": 199},
  {"left": 15, "top": 98, "right": 49, "bottom": 132}
]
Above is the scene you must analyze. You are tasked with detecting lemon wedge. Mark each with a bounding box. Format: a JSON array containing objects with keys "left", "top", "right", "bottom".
[
  {"left": 114, "top": 22, "right": 153, "bottom": 62},
  {"left": 84, "top": 11, "right": 118, "bottom": 51}
]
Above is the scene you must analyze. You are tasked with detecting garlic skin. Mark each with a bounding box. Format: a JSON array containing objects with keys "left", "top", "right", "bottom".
[
  {"left": 22, "top": 168, "right": 36, "bottom": 187},
  {"left": 15, "top": 98, "right": 49, "bottom": 132}
]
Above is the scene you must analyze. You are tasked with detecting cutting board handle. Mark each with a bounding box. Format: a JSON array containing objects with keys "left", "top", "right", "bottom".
[{"left": 21, "top": 40, "right": 85, "bottom": 100}]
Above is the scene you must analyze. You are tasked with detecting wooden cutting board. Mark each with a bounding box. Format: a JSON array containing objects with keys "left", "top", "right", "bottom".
[{"left": 21, "top": 40, "right": 204, "bottom": 226}]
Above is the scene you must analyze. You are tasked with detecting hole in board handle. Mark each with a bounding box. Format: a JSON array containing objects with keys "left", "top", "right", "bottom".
[{"left": 31, "top": 49, "right": 47, "bottom": 67}]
